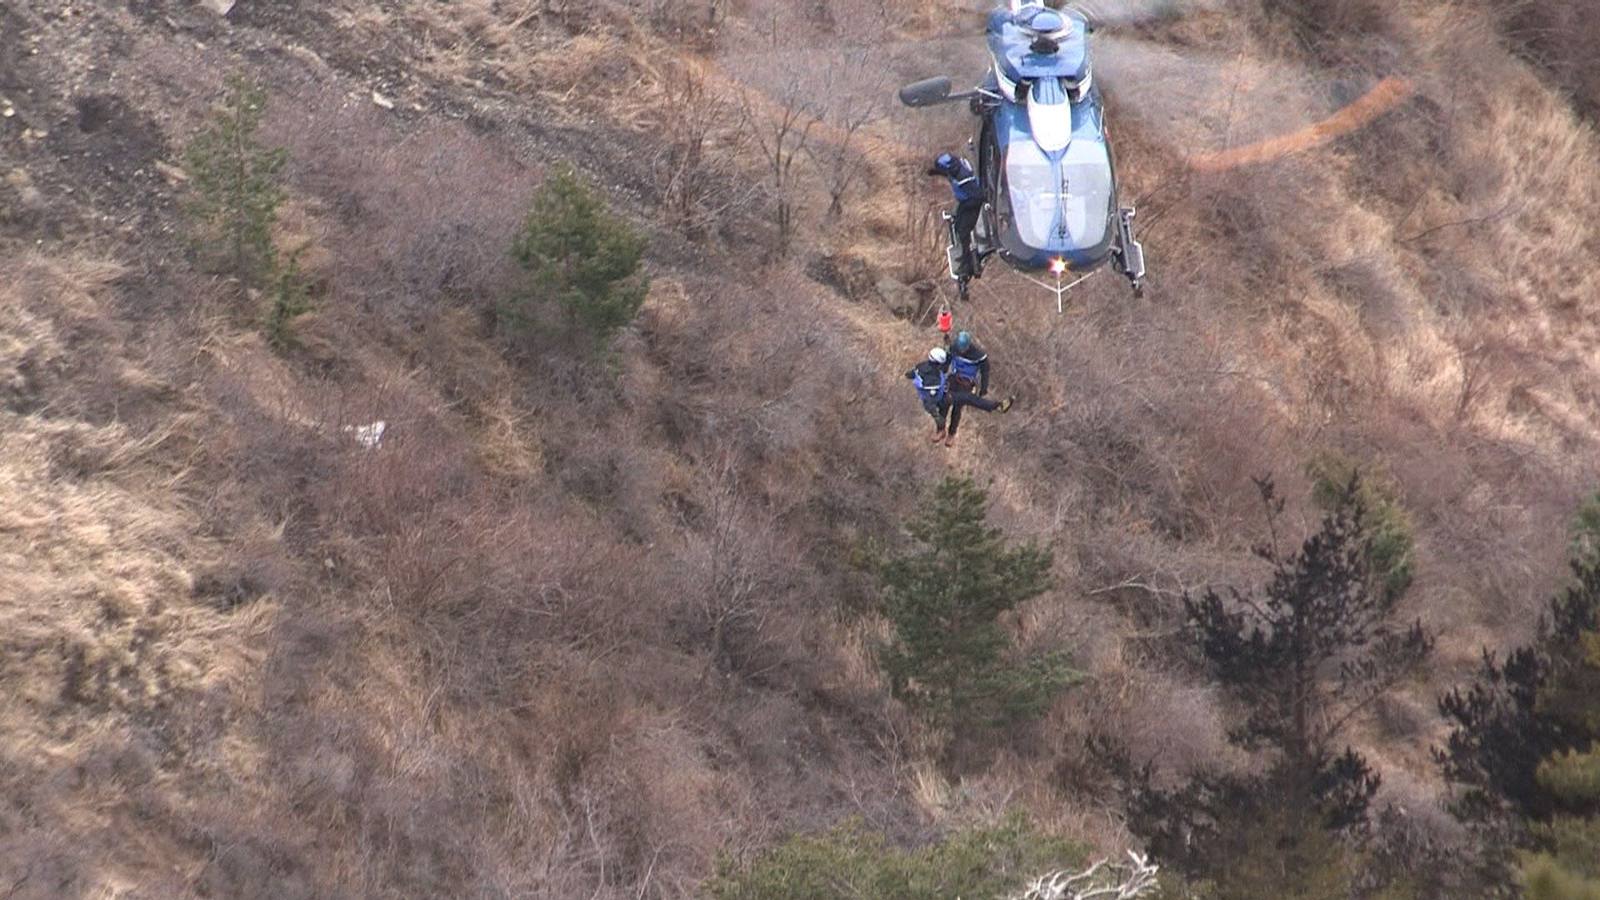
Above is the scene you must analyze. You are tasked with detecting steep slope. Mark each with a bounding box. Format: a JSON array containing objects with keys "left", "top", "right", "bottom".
[{"left": 5, "top": 0, "right": 1600, "bottom": 896}]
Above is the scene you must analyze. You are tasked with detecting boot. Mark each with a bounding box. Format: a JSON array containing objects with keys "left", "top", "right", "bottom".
[
  {"left": 930, "top": 426, "right": 946, "bottom": 443},
  {"left": 998, "top": 396, "right": 1015, "bottom": 413},
  {"left": 943, "top": 431, "right": 957, "bottom": 448}
]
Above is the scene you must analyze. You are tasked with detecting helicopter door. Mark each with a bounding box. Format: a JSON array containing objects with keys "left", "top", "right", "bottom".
[{"left": 978, "top": 117, "right": 1003, "bottom": 238}]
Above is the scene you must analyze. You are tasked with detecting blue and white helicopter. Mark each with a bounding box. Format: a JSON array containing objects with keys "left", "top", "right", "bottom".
[{"left": 900, "top": 1, "right": 1146, "bottom": 304}]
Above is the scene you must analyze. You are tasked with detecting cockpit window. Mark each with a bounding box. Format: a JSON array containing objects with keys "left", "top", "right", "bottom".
[
  {"left": 1061, "top": 141, "right": 1112, "bottom": 246},
  {"left": 1005, "top": 139, "right": 1112, "bottom": 251}
]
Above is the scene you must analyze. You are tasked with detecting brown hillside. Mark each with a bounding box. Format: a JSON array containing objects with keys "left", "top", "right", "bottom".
[{"left": 3, "top": 0, "right": 1599, "bottom": 895}]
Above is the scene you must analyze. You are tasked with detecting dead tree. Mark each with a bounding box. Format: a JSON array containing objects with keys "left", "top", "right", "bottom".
[
  {"left": 805, "top": 52, "right": 886, "bottom": 220},
  {"left": 740, "top": 85, "right": 819, "bottom": 258},
  {"left": 1013, "top": 853, "right": 1161, "bottom": 900},
  {"left": 650, "top": 64, "right": 756, "bottom": 239},
  {"left": 685, "top": 456, "right": 778, "bottom": 674}
]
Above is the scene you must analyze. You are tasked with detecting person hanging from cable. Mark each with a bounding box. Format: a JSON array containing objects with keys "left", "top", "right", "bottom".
[
  {"left": 940, "top": 330, "right": 1013, "bottom": 448},
  {"left": 928, "top": 152, "right": 985, "bottom": 278},
  {"left": 946, "top": 330, "right": 991, "bottom": 397},
  {"left": 906, "top": 342, "right": 1013, "bottom": 449},
  {"left": 907, "top": 346, "right": 953, "bottom": 444}
]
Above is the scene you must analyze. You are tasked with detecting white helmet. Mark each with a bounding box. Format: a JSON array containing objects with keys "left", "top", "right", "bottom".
[{"left": 928, "top": 347, "right": 948, "bottom": 364}]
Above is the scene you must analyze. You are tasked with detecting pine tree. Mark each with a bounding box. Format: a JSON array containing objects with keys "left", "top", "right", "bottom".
[
  {"left": 1437, "top": 504, "right": 1600, "bottom": 889},
  {"left": 264, "top": 246, "right": 312, "bottom": 349},
  {"left": 1306, "top": 452, "right": 1416, "bottom": 602},
  {"left": 1436, "top": 559, "right": 1600, "bottom": 823},
  {"left": 182, "top": 73, "right": 287, "bottom": 284},
  {"left": 1518, "top": 629, "right": 1600, "bottom": 898},
  {"left": 1115, "top": 477, "right": 1432, "bottom": 895},
  {"left": 875, "top": 477, "right": 1074, "bottom": 731},
  {"left": 506, "top": 165, "right": 649, "bottom": 350},
  {"left": 1186, "top": 476, "right": 1432, "bottom": 802}
]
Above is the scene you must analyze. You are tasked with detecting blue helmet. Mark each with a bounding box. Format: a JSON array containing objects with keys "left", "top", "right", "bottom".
[
  {"left": 935, "top": 152, "right": 955, "bottom": 172},
  {"left": 953, "top": 331, "right": 972, "bottom": 352}
]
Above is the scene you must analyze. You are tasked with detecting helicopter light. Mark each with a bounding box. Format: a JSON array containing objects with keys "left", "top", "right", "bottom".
[{"left": 1049, "top": 257, "right": 1068, "bottom": 276}]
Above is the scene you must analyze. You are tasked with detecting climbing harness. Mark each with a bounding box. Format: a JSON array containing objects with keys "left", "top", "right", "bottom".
[{"left": 913, "top": 366, "right": 948, "bottom": 401}]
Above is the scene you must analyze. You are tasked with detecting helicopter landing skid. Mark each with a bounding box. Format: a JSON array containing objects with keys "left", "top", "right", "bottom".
[{"left": 1114, "top": 206, "right": 1147, "bottom": 298}]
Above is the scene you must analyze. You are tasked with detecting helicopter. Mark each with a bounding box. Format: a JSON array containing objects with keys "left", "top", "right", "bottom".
[{"left": 899, "top": 1, "right": 1146, "bottom": 303}]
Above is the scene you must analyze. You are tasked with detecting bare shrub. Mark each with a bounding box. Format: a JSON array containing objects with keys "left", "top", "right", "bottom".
[
  {"left": 740, "top": 84, "right": 820, "bottom": 258},
  {"left": 267, "top": 90, "right": 534, "bottom": 321},
  {"left": 671, "top": 455, "right": 789, "bottom": 673},
  {"left": 644, "top": 0, "right": 728, "bottom": 50},
  {"left": 897, "top": 181, "right": 950, "bottom": 285},
  {"left": 804, "top": 53, "right": 888, "bottom": 221},
  {"left": 647, "top": 63, "right": 756, "bottom": 240},
  {"left": 1189, "top": 164, "right": 1329, "bottom": 294},
  {"left": 1260, "top": 0, "right": 1397, "bottom": 52}
]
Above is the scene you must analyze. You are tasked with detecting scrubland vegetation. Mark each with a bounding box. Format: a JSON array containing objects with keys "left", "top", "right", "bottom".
[{"left": 6, "top": 0, "right": 1600, "bottom": 896}]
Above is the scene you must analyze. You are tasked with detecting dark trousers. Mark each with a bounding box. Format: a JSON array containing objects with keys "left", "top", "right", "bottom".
[
  {"left": 953, "top": 199, "right": 984, "bottom": 273},
  {"left": 947, "top": 390, "right": 999, "bottom": 436}
]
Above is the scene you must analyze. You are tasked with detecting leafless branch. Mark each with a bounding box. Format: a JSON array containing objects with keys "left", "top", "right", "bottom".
[
  {"left": 1398, "top": 198, "right": 1523, "bottom": 245},
  {"left": 1013, "top": 852, "right": 1161, "bottom": 900},
  {"left": 740, "top": 85, "right": 821, "bottom": 256}
]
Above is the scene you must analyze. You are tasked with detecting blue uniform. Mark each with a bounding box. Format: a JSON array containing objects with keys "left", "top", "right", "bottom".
[
  {"left": 930, "top": 154, "right": 985, "bottom": 276},
  {"left": 907, "top": 359, "right": 950, "bottom": 423},
  {"left": 948, "top": 338, "right": 990, "bottom": 395},
  {"left": 933, "top": 156, "right": 983, "bottom": 204}
]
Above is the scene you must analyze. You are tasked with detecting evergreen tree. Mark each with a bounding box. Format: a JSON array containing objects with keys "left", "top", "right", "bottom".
[
  {"left": 1186, "top": 476, "right": 1431, "bottom": 804},
  {"left": 1115, "top": 477, "right": 1432, "bottom": 895},
  {"left": 1519, "top": 630, "right": 1600, "bottom": 898},
  {"left": 263, "top": 245, "right": 312, "bottom": 349},
  {"left": 1436, "top": 558, "right": 1600, "bottom": 822},
  {"left": 875, "top": 476, "right": 1074, "bottom": 731},
  {"left": 1306, "top": 452, "right": 1417, "bottom": 602},
  {"left": 1567, "top": 491, "right": 1600, "bottom": 570},
  {"left": 506, "top": 165, "right": 649, "bottom": 350},
  {"left": 1437, "top": 506, "right": 1600, "bottom": 890},
  {"left": 182, "top": 73, "right": 287, "bottom": 284}
]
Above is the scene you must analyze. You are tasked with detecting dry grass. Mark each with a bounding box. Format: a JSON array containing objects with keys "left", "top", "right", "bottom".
[
  {"left": 12, "top": 0, "right": 1600, "bottom": 893},
  {"left": 0, "top": 255, "right": 271, "bottom": 896},
  {"left": 1495, "top": 0, "right": 1600, "bottom": 119}
]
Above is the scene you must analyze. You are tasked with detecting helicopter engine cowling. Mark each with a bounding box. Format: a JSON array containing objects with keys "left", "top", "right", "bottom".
[{"left": 1027, "top": 78, "right": 1073, "bottom": 153}]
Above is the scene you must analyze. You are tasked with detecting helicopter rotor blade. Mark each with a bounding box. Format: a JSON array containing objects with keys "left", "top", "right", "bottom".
[
  {"left": 1093, "top": 31, "right": 1412, "bottom": 159},
  {"left": 1070, "top": 0, "right": 1200, "bottom": 30},
  {"left": 699, "top": 0, "right": 1413, "bottom": 171}
]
